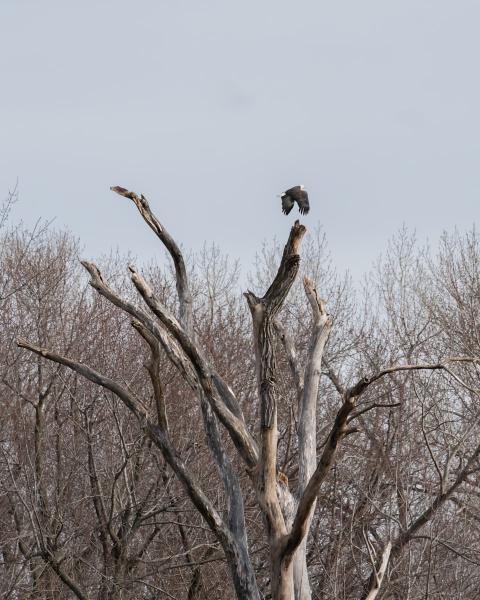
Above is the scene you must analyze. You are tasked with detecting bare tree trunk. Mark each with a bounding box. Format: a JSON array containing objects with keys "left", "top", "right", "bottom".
[
  {"left": 292, "top": 278, "right": 332, "bottom": 599},
  {"left": 246, "top": 221, "right": 307, "bottom": 599}
]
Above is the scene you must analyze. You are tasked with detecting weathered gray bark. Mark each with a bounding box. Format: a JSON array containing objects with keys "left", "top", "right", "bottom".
[
  {"left": 292, "top": 278, "right": 332, "bottom": 599},
  {"left": 244, "top": 222, "right": 305, "bottom": 599}
]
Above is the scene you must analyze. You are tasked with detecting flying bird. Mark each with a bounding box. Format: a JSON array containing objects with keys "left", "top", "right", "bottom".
[{"left": 279, "top": 185, "right": 310, "bottom": 215}]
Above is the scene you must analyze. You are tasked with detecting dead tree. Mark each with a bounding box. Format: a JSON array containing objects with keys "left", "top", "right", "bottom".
[{"left": 17, "top": 187, "right": 480, "bottom": 599}]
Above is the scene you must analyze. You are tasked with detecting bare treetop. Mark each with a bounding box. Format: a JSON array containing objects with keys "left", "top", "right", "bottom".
[{"left": 8, "top": 187, "right": 480, "bottom": 599}]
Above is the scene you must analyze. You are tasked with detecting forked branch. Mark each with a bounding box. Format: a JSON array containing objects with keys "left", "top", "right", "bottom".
[
  {"left": 282, "top": 356, "right": 480, "bottom": 565},
  {"left": 16, "top": 339, "right": 236, "bottom": 554},
  {"left": 128, "top": 266, "right": 259, "bottom": 468}
]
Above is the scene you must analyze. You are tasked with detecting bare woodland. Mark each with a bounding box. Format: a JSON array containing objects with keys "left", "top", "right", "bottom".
[{"left": 1, "top": 186, "right": 480, "bottom": 599}]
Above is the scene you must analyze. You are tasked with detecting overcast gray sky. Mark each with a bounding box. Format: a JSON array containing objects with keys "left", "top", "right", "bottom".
[{"left": 1, "top": 1, "right": 479, "bottom": 279}]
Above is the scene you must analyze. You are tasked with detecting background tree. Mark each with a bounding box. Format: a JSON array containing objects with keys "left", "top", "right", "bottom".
[{"left": 2, "top": 188, "right": 480, "bottom": 599}]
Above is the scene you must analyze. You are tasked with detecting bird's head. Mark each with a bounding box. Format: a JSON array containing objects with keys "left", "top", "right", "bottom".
[{"left": 300, "top": 184, "right": 305, "bottom": 190}]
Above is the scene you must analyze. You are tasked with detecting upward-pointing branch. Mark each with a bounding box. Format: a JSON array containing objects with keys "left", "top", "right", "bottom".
[
  {"left": 110, "top": 187, "right": 246, "bottom": 422},
  {"left": 291, "top": 277, "right": 332, "bottom": 598},
  {"left": 245, "top": 221, "right": 306, "bottom": 547},
  {"left": 81, "top": 260, "right": 199, "bottom": 393},
  {"left": 129, "top": 266, "right": 259, "bottom": 468},
  {"left": 111, "top": 186, "right": 194, "bottom": 333}
]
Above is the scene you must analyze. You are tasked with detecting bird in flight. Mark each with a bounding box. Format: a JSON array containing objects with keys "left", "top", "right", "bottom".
[{"left": 280, "top": 185, "right": 310, "bottom": 215}]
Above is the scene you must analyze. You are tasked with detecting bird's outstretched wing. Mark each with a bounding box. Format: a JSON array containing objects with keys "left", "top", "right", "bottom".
[
  {"left": 296, "top": 191, "right": 309, "bottom": 215},
  {"left": 285, "top": 186, "right": 310, "bottom": 215},
  {"left": 285, "top": 185, "right": 301, "bottom": 197},
  {"left": 281, "top": 194, "right": 295, "bottom": 215}
]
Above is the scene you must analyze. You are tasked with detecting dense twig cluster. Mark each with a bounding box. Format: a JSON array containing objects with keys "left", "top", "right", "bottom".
[{"left": 1, "top": 191, "right": 480, "bottom": 598}]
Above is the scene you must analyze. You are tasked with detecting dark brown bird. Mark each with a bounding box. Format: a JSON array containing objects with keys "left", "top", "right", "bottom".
[{"left": 279, "top": 185, "right": 310, "bottom": 215}]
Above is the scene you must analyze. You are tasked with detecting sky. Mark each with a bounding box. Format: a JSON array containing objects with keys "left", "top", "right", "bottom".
[{"left": 1, "top": 0, "right": 479, "bottom": 281}]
